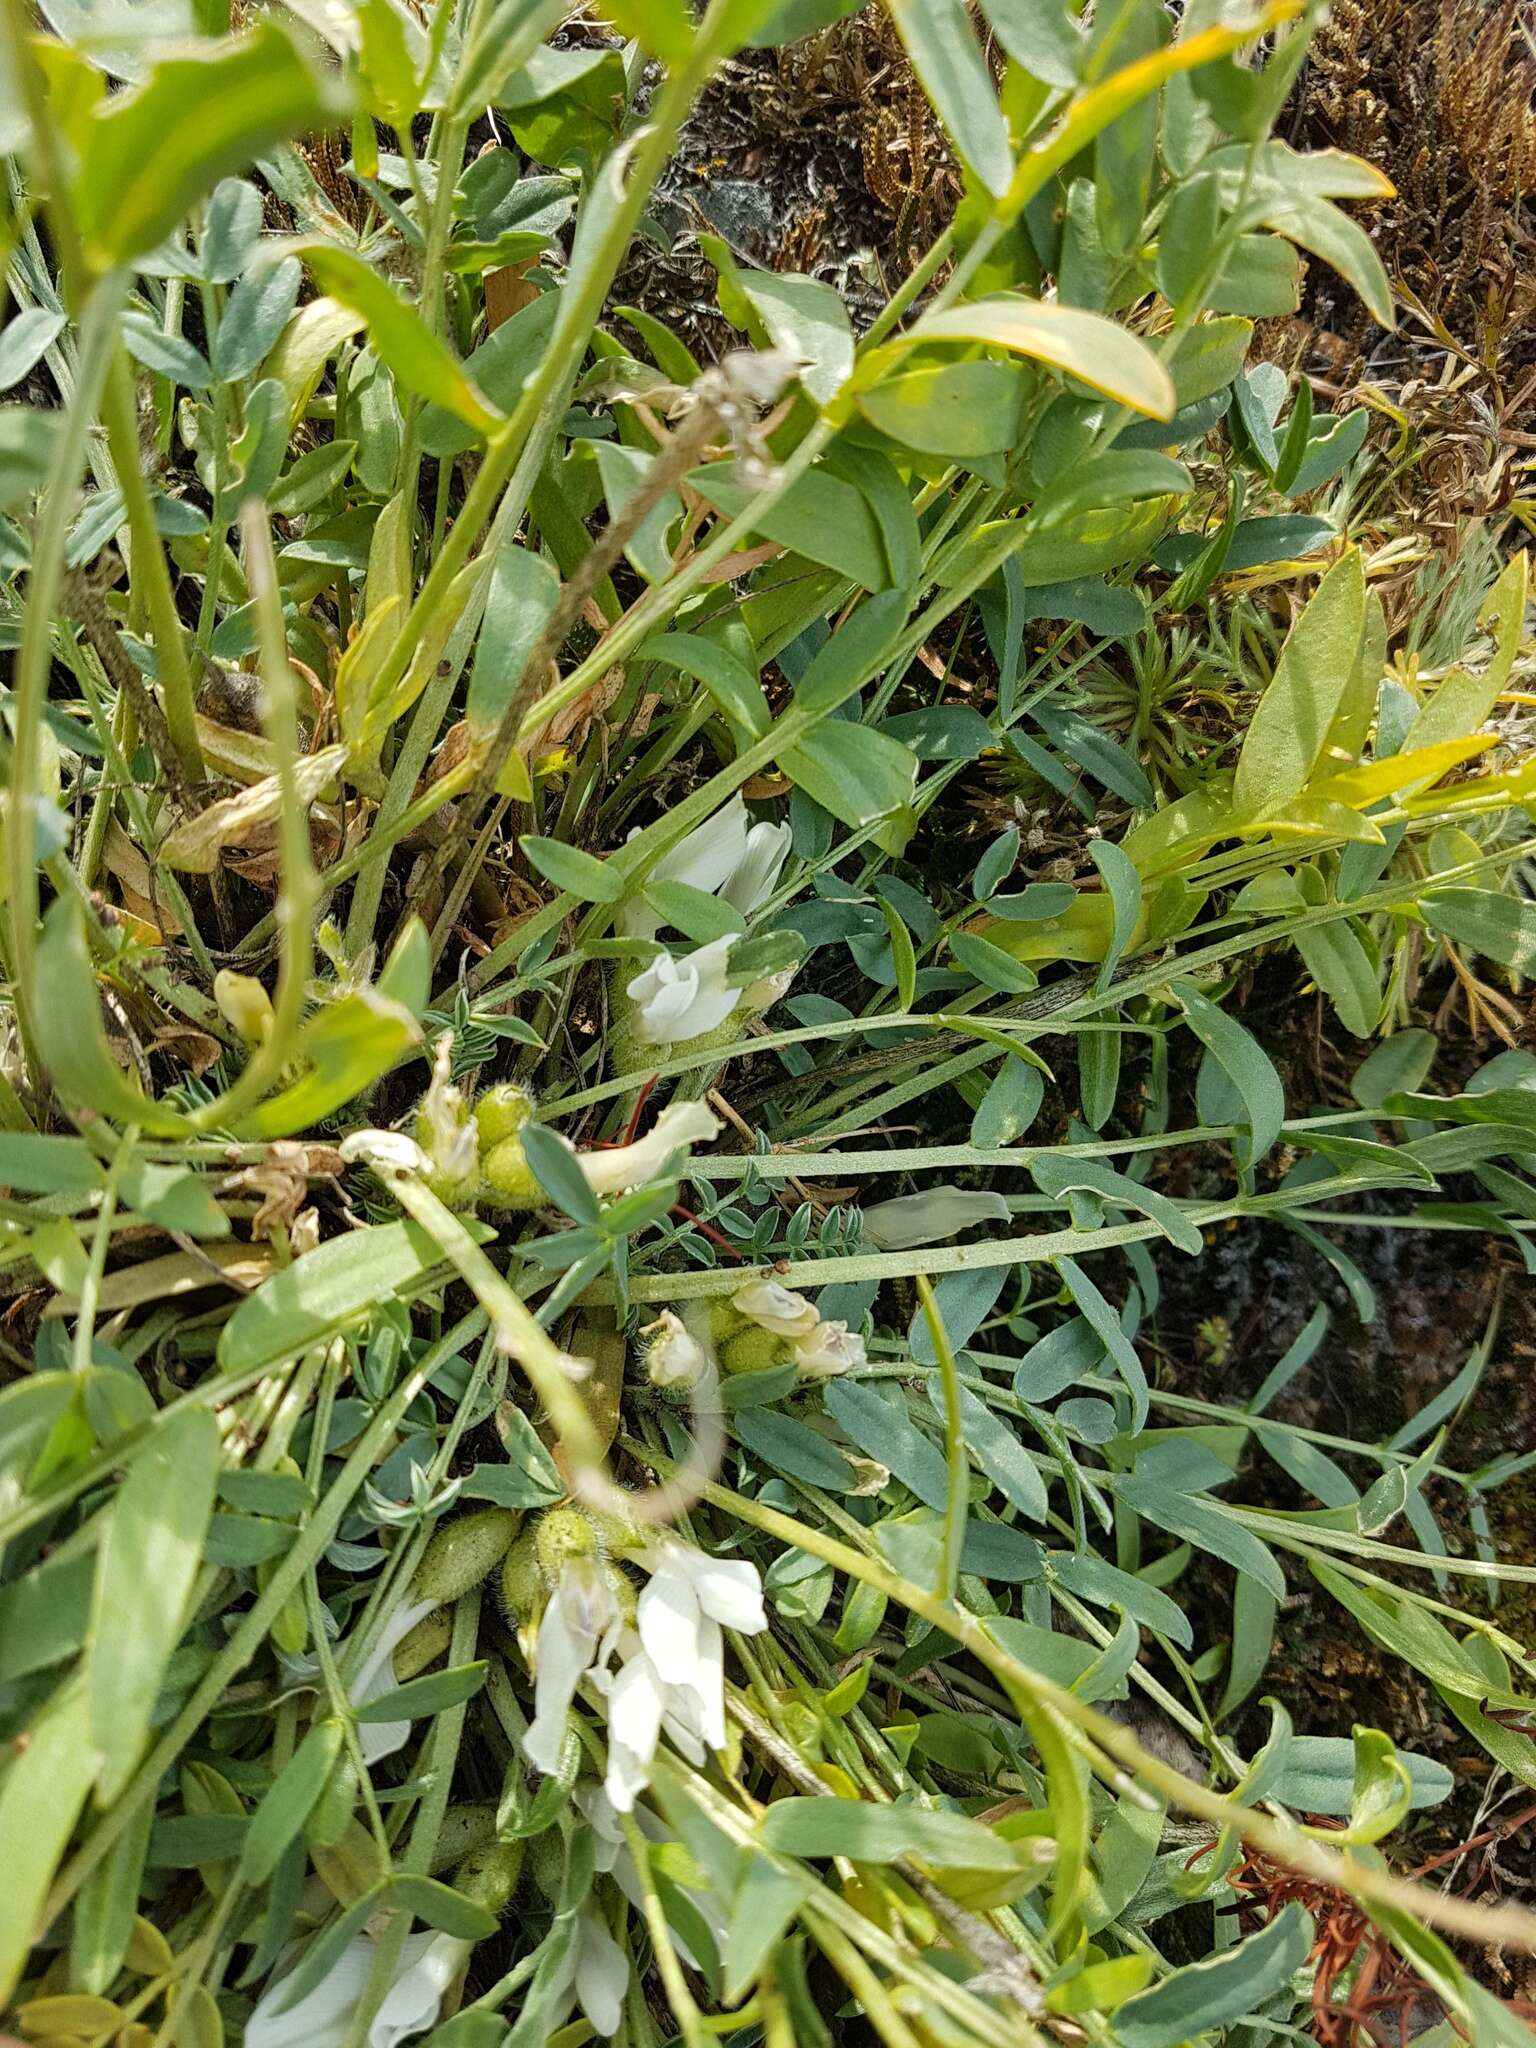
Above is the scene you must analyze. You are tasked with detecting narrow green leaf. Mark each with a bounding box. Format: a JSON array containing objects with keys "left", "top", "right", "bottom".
[{"left": 88, "top": 1406, "right": 221, "bottom": 1802}]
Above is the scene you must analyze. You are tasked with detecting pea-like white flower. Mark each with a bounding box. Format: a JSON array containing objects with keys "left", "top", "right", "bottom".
[
  {"left": 578, "top": 1102, "right": 720, "bottom": 1197},
  {"left": 279, "top": 1596, "right": 438, "bottom": 1767},
  {"left": 246, "top": 1930, "right": 470, "bottom": 2048},
  {"left": 620, "top": 798, "right": 790, "bottom": 940},
  {"left": 732, "top": 1278, "right": 819, "bottom": 1340},
  {"left": 792, "top": 1319, "right": 866, "bottom": 1378},
  {"left": 637, "top": 1541, "right": 766, "bottom": 1754},
  {"left": 347, "top": 1596, "right": 440, "bottom": 1764},
  {"left": 860, "top": 1185, "right": 1012, "bottom": 1251},
  {"left": 625, "top": 937, "right": 740, "bottom": 1046},
  {"left": 642, "top": 1309, "right": 710, "bottom": 1389},
  {"left": 523, "top": 1555, "right": 622, "bottom": 1775},
  {"left": 549, "top": 1906, "right": 630, "bottom": 2038},
  {"left": 524, "top": 1541, "right": 766, "bottom": 1814}
]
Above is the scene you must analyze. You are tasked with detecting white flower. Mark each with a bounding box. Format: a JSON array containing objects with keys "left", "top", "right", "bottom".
[
  {"left": 280, "top": 1597, "right": 438, "bottom": 1766},
  {"left": 601, "top": 1641, "right": 672, "bottom": 1811},
  {"left": 620, "top": 798, "right": 790, "bottom": 940},
  {"left": 642, "top": 1309, "right": 710, "bottom": 1389},
  {"left": 625, "top": 937, "right": 740, "bottom": 1046},
  {"left": 523, "top": 1542, "right": 766, "bottom": 1814},
  {"left": 732, "top": 1278, "right": 819, "bottom": 1340},
  {"left": 719, "top": 817, "right": 791, "bottom": 919},
  {"left": 549, "top": 1907, "right": 630, "bottom": 2038},
  {"left": 523, "top": 1556, "right": 621, "bottom": 1775},
  {"left": 339, "top": 1129, "right": 431, "bottom": 1176},
  {"left": 578, "top": 1102, "right": 720, "bottom": 1197},
  {"left": 860, "top": 1185, "right": 1012, "bottom": 1251},
  {"left": 348, "top": 1596, "right": 439, "bottom": 1764},
  {"left": 638, "top": 1542, "right": 766, "bottom": 1754},
  {"left": 247, "top": 1931, "right": 469, "bottom": 2048},
  {"left": 792, "top": 1319, "right": 866, "bottom": 1378}
]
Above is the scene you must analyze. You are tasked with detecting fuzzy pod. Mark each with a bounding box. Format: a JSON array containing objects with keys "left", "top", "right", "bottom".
[
  {"left": 453, "top": 1837, "right": 526, "bottom": 1916},
  {"left": 532, "top": 1504, "right": 600, "bottom": 1583},
  {"left": 393, "top": 1604, "right": 454, "bottom": 1683},
  {"left": 430, "top": 1802, "right": 500, "bottom": 1873},
  {"left": 411, "top": 1506, "right": 522, "bottom": 1605},
  {"left": 718, "top": 1323, "right": 786, "bottom": 1375},
  {"left": 478, "top": 1134, "right": 544, "bottom": 1211},
  {"left": 526, "top": 1824, "right": 566, "bottom": 1905},
  {"left": 474, "top": 1082, "right": 536, "bottom": 1149},
  {"left": 498, "top": 1527, "right": 544, "bottom": 1624}
]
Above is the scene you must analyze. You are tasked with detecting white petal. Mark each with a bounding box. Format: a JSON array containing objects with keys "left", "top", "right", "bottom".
[
  {"left": 637, "top": 1554, "right": 703, "bottom": 1687},
  {"left": 607, "top": 1653, "right": 667, "bottom": 1764},
  {"left": 350, "top": 1597, "right": 438, "bottom": 1766},
  {"left": 652, "top": 799, "right": 749, "bottom": 896},
  {"left": 371, "top": 1934, "right": 470, "bottom": 2048},
  {"left": 574, "top": 1911, "right": 630, "bottom": 2037},
  {"left": 731, "top": 1278, "right": 819, "bottom": 1339},
  {"left": 682, "top": 1551, "right": 767, "bottom": 1634},
  {"left": 720, "top": 820, "right": 791, "bottom": 917},
  {"left": 247, "top": 1936, "right": 375, "bottom": 2048},
  {"left": 523, "top": 1572, "right": 604, "bottom": 1774},
  {"left": 579, "top": 1102, "right": 720, "bottom": 1197},
  {"left": 681, "top": 1613, "right": 727, "bottom": 1750},
  {"left": 792, "top": 1320, "right": 867, "bottom": 1378}
]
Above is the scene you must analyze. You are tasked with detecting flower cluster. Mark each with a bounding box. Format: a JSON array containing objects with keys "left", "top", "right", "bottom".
[
  {"left": 505, "top": 1505, "right": 766, "bottom": 1815},
  {"left": 618, "top": 798, "right": 791, "bottom": 1048},
  {"left": 642, "top": 1277, "right": 867, "bottom": 1390},
  {"left": 394, "top": 1062, "right": 721, "bottom": 1216}
]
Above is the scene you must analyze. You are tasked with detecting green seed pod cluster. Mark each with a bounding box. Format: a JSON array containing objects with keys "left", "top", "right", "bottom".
[{"left": 404, "top": 1075, "right": 545, "bottom": 1213}]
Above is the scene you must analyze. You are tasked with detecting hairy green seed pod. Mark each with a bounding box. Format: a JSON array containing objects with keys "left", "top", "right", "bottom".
[
  {"left": 393, "top": 1605, "right": 454, "bottom": 1683},
  {"left": 718, "top": 1324, "right": 785, "bottom": 1375},
  {"left": 533, "top": 1504, "right": 599, "bottom": 1584},
  {"left": 453, "top": 1837, "right": 526, "bottom": 1916},
  {"left": 527, "top": 1824, "right": 566, "bottom": 1904},
  {"left": 411, "top": 1506, "right": 522, "bottom": 1605},
  {"left": 499, "top": 1527, "right": 544, "bottom": 1624},
  {"left": 475, "top": 1082, "right": 536, "bottom": 1149},
  {"left": 478, "top": 1134, "right": 544, "bottom": 1211}
]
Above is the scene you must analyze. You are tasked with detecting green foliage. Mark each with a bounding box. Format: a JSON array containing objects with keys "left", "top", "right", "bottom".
[{"left": 1, "top": 1, "right": 1534, "bottom": 2044}]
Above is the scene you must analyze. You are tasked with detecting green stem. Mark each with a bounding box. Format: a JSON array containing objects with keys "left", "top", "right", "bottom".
[{"left": 100, "top": 349, "right": 205, "bottom": 781}]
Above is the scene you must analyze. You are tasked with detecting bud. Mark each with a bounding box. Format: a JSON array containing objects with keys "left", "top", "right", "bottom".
[
  {"left": 411, "top": 1506, "right": 522, "bottom": 1605},
  {"left": 642, "top": 1309, "right": 709, "bottom": 1389},
  {"left": 732, "top": 1278, "right": 819, "bottom": 1340},
  {"left": 860, "top": 1186, "right": 1011, "bottom": 1251},
  {"left": 213, "top": 968, "right": 275, "bottom": 1047},
  {"left": 413, "top": 1035, "right": 479, "bottom": 1209}
]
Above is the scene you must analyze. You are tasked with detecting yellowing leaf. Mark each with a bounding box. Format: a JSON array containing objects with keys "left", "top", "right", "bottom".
[
  {"left": 1232, "top": 549, "right": 1366, "bottom": 820},
  {"left": 883, "top": 296, "right": 1174, "bottom": 421},
  {"left": 1405, "top": 551, "right": 1529, "bottom": 753},
  {"left": 1312, "top": 735, "right": 1494, "bottom": 808}
]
